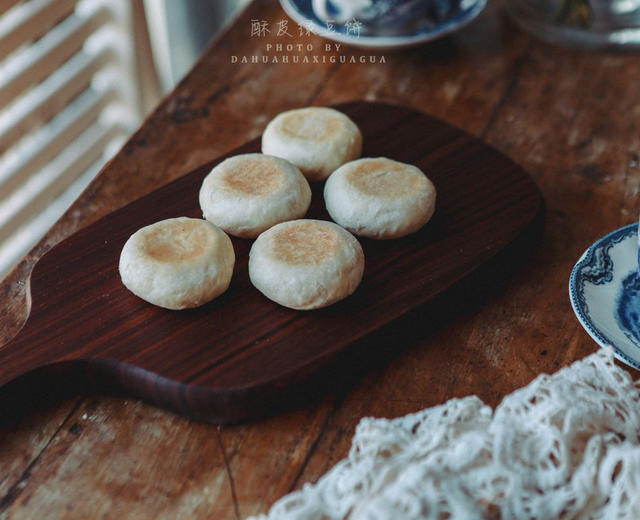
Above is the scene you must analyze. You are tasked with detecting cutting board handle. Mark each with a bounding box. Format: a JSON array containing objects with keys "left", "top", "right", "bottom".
[
  {"left": 0, "top": 333, "right": 87, "bottom": 423},
  {"left": 0, "top": 328, "right": 39, "bottom": 387}
]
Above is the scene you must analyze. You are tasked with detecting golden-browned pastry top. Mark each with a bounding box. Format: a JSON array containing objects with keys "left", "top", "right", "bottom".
[
  {"left": 222, "top": 157, "right": 284, "bottom": 195},
  {"left": 280, "top": 110, "right": 344, "bottom": 141},
  {"left": 346, "top": 159, "right": 428, "bottom": 198},
  {"left": 143, "top": 219, "right": 211, "bottom": 262},
  {"left": 270, "top": 221, "right": 339, "bottom": 266}
]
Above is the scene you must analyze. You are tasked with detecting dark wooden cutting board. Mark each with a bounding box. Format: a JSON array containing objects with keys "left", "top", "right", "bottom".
[{"left": 0, "top": 102, "right": 543, "bottom": 423}]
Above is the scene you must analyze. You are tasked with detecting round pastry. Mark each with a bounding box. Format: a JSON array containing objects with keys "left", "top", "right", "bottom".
[
  {"left": 261, "top": 107, "right": 362, "bottom": 182},
  {"left": 249, "top": 219, "right": 365, "bottom": 310},
  {"left": 119, "top": 217, "right": 235, "bottom": 310},
  {"left": 324, "top": 157, "right": 436, "bottom": 239},
  {"left": 199, "top": 153, "right": 311, "bottom": 238}
]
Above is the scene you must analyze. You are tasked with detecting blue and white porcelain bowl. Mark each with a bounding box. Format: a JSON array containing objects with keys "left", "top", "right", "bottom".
[
  {"left": 279, "top": 0, "right": 487, "bottom": 49},
  {"left": 569, "top": 223, "right": 640, "bottom": 370}
]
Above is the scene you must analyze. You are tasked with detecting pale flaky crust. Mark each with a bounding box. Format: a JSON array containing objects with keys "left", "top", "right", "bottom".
[
  {"left": 324, "top": 157, "right": 436, "bottom": 239},
  {"left": 249, "top": 219, "right": 364, "bottom": 310},
  {"left": 199, "top": 153, "right": 311, "bottom": 238},
  {"left": 261, "top": 107, "right": 362, "bottom": 182},
  {"left": 119, "top": 217, "right": 235, "bottom": 310}
]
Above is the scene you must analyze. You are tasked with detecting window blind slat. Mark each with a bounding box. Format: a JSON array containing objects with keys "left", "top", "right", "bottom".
[
  {"left": 0, "top": 121, "right": 125, "bottom": 244},
  {"left": 0, "top": 0, "right": 20, "bottom": 18},
  {"left": 0, "top": 2, "right": 112, "bottom": 110},
  {"left": 0, "top": 44, "right": 114, "bottom": 151},
  {"left": 0, "top": 0, "right": 78, "bottom": 61},
  {"left": 0, "top": 159, "right": 103, "bottom": 281},
  {"left": 0, "top": 86, "right": 118, "bottom": 201},
  {"left": 0, "top": 0, "right": 150, "bottom": 281}
]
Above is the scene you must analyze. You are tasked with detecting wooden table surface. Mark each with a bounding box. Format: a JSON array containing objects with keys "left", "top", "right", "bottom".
[{"left": 2, "top": 0, "right": 639, "bottom": 517}]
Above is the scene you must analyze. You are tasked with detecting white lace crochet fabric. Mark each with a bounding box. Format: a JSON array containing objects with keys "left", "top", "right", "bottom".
[{"left": 251, "top": 349, "right": 640, "bottom": 519}]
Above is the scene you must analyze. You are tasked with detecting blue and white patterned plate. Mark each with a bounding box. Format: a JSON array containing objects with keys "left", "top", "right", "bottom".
[
  {"left": 279, "top": 0, "right": 487, "bottom": 50},
  {"left": 569, "top": 223, "right": 640, "bottom": 370}
]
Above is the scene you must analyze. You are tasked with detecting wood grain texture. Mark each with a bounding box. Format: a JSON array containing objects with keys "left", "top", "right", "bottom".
[
  {"left": 0, "top": 0, "right": 637, "bottom": 517},
  {"left": 0, "top": 101, "right": 542, "bottom": 423}
]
